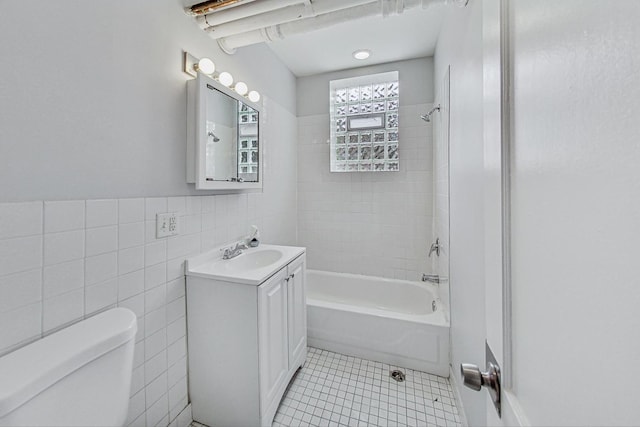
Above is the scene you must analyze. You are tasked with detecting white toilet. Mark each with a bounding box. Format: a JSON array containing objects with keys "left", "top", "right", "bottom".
[{"left": 0, "top": 307, "right": 137, "bottom": 426}]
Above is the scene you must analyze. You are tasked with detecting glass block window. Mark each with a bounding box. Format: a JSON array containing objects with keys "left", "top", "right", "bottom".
[{"left": 330, "top": 71, "right": 399, "bottom": 172}]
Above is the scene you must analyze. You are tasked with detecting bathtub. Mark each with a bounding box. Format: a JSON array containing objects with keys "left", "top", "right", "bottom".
[{"left": 306, "top": 270, "right": 450, "bottom": 377}]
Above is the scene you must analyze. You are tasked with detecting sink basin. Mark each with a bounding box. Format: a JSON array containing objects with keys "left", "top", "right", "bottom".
[
  {"left": 222, "top": 249, "right": 283, "bottom": 273},
  {"left": 185, "top": 244, "right": 305, "bottom": 286}
]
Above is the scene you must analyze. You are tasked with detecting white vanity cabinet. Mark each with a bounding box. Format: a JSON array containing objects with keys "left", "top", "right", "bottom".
[{"left": 185, "top": 245, "right": 306, "bottom": 427}]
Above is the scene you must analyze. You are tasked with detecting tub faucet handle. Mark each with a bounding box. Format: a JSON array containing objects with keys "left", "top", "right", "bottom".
[{"left": 428, "top": 238, "right": 440, "bottom": 257}]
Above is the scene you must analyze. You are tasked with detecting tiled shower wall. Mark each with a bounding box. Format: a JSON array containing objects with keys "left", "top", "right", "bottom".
[
  {"left": 297, "top": 103, "right": 434, "bottom": 281},
  {"left": 0, "top": 192, "right": 296, "bottom": 426}
]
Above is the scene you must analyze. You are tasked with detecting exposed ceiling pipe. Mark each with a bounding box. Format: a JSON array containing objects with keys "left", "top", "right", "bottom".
[
  {"left": 205, "top": 0, "right": 378, "bottom": 40},
  {"left": 185, "top": 0, "right": 257, "bottom": 17},
  {"left": 217, "top": 0, "right": 444, "bottom": 54},
  {"left": 195, "top": 0, "right": 308, "bottom": 29}
]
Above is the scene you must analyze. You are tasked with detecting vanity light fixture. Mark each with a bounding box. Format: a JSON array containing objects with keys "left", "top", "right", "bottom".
[
  {"left": 183, "top": 51, "right": 261, "bottom": 103},
  {"left": 353, "top": 49, "right": 371, "bottom": 60},
  {"left": 218, "top": 71, "right": 234, "bottom": 87},
  {"left": 195, "top": 57, "right": 215, "bottom": 75},
  {"left": 248, "top": 91, "right": 260, "bottom": 103},
  {"left": 234, "top": 81, "right": 248, "bottom": 96}
]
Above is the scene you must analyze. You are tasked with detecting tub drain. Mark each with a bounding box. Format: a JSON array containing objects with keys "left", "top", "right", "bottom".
[{"left": 390, "top": 369, "right": 406, "bottom": 382}]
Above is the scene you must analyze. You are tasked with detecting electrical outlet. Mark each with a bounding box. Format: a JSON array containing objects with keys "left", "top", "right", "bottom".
[{"left": 156, "top": 212, "right": 179, "bottom": 238}]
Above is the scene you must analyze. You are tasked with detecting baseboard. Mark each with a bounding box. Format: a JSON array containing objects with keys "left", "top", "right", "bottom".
[{"left": 449, "top": 365, "right": 469, "bottom": 427}]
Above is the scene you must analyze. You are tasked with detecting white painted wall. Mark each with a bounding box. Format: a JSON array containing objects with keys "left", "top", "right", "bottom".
[
  {"left": 297, "top": 58, "right": 435, "bottom": 281},
  {"left": 0, "top": 1, "right": 298, "bottom": 426},
  {"left": 0, "top": 0, "right": 296, "bottom": 202},
  {"left": 509, "top": 1, "right": 640, "bottom": 424},
  {"left": 434, "top": 2, "right": 486, "bottom": 425}
]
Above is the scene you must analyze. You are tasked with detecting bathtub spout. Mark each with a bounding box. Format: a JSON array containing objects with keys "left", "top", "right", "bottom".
[{"left": 422, "top": 274, "right": 440, "bottom": 284}]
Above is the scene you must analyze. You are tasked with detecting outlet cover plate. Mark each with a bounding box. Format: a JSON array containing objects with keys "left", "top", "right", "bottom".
[{"left": 156, "top": 212, "right": 179, "bottom": 238}]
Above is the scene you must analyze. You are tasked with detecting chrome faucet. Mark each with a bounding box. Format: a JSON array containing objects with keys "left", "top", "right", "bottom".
[
  {"left": 222, "top": 242, "right": 248, "bottom": 260},
  {"left": 422, "top": 274, "right": 440, "bottom": 284}
]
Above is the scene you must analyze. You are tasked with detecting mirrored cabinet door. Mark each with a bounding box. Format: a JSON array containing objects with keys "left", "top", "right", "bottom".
[{"left": 187, "top": 74, "right": 262, "bottom": 191}]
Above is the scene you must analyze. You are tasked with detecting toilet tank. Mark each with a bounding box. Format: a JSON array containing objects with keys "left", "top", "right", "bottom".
[{"left": 0, "top": 308, "right": 137, "bottom": 427}]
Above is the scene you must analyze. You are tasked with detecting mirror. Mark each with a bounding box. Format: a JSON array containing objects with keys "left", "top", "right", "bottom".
[{"left": 187, "top": 74, "right": 262, "bottom": 191}]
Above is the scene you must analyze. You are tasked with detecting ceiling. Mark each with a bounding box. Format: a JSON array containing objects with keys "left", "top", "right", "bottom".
[{"left": 265, "top": 4, "right": 447, "bottom": 77}]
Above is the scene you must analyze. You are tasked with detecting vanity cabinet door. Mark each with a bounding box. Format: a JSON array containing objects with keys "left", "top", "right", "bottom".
[
  {"left": 258, "top": 268, "right": 289, "bottom": 411},
  {"left": 287, "top": 255, "right": 306, "bottom": 367}
]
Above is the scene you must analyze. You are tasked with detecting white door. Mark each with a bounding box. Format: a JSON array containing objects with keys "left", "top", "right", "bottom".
[
  {"left": 258, "top": 268, "right": 289, "bottom": 410},
  {"left": 287, "top": 255, "right": 306, "bottom": 367},
  {"left": 459, "top": 0, "right": 529, "bottom": 424}
]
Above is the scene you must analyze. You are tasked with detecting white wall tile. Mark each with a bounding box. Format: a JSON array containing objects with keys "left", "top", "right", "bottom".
[
  {"left": 145, "top": 307, "right": 166, "bottom": 337},
  {"left": 145, "top": 328, "right": 167, "bottom": 361},
  {"left": 145, "top": 198, "right": 167, "bottom": 221},
  {"left": 86, "top": 199, "right": 118, "bottom": 228},
  {"left": 85, "top": 226, "right": 118, "bottom": 257},
  {"left": 145, "top": 351, "right": 167, "bottom": 385},
  {"left": 166, "top": 277, "right": 185, "bottom": 303},
  {"left": 44, "top": 230, "right": 84, "bottom": 266},
  {"left": 85, "top": 278, "right": 117, "bottom": 315},
  {"left": 146, "top": 393, "right": 168, "bottom": 427},
  {"left": 119, "top": 222, "right": 145, "bottom": 250},
  {"left": 166, "top": 296, "right": 185, "bottom": 325},
  {"left": 167, "top": 317, "right": 186, "bottom": 346},
  {"left": 168, "top": 355, "right": 187, "bottom": 387},
  {"left": 119, "top": 198, "right": 145, "bottom": 224},
  {"left": 168, "top": 377, "right": 188, "bottom": 417},
  {"left": 130, "top": 365, "right": 145, "bottom": 396},
  {"left": 119, "top": 293, "right": 145, "bottom": 319},
  {"left": 167, "top": 197, "right": 186, "bottom": 217},
  {"left": 145, "top": 263, "right": 167, "bottom": 291},
  {"left": 145, "top": 372, "right": 167, "bottom": 410},
  {"left": 118, "top": 246, "right": 144, "bottom": 276},
  {"left": 145, "top": 241, "right": 167, "bottom": 267},
  {"left": 166, "top": 257, "right": 185, "bottom": 282},
  {"left": 44, "top": 200, "right": 85, "bottom": 233},
  {"left": 0, "top": 235, "right": 42, "bottom": 276},
  {"left": 85, "top": 252, "right": 117, "bottom": 286},
  {"left": 0, "top": 202, "right": 42, "bottom": 239},
  {"left": 118, "top": 269, "right": 145, "bottom": 301},
  {"left": 167, "top": 336, "right": 186, "bottom": 367},
  {"left": 44, "top": 259, "right": 84, "bottom": 298},
  {"left": 43, "top": 288, "right": 84, "bottom": 332},
  {"left": 0, "top": 269, "right": 42, "bottom": 313},
  {"left": 145, "top": 284, "right": 166, "bottom": 314},
  {"left": 0, "top": 302, "right": 41, "bottom": 353},
  {"left": 185, "top": 197, "right": 201, "bottom": 215}
]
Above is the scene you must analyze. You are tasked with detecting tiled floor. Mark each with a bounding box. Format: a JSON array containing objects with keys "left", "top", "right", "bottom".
[
  {"left": 272, "top": 347, "right": 462, "bottom": 427},
  {"left": 191, "top": 347, "right": 462, "bottom": 427}
]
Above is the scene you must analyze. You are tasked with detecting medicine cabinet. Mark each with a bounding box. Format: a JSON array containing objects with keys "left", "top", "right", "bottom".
[{"left": 187, "top": 73, "right": 263, "bottom": 190}]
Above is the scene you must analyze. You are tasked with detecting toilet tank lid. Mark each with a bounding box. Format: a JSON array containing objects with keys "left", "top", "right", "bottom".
[{"left": 0, "top": 307, "right": 137, "bottom": 418}]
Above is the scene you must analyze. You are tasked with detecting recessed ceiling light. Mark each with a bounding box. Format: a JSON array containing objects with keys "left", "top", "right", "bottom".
[{"left": 353, "top": 49, "right": 371, "bottom": 60}]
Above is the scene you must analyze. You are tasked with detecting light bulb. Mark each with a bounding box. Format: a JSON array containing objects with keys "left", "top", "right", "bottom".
[
  {"left": 234, "top": 81, "right": 248, "bottom": 96},
  {"left": 248, "top": 90, "right": 260, "bottom": 103},
  {"left": 353, "top": 49, "right": 371, "bottom": 60},
  {"left": 218, "top": 71, "right": 233, "bottom": 87},
  {"left": 196, "top": 57, "right": 215, "bottom": 74}
]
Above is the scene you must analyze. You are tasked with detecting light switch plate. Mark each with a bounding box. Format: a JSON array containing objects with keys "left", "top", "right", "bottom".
[{"left": 156, "top": 212, "right": 179, "bottom": 238}]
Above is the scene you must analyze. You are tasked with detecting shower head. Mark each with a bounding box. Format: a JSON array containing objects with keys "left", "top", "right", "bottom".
[
  {"left": 421, "top": 104, "right": 441, "bottom": 123},
  {"left": 208, "top": 131, "right": 220, "bottom": 142}
]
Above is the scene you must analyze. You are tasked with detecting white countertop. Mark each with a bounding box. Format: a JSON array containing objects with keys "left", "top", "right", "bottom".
[{"left": 185, "top": 244, "right": 306, "bottom": 285}]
